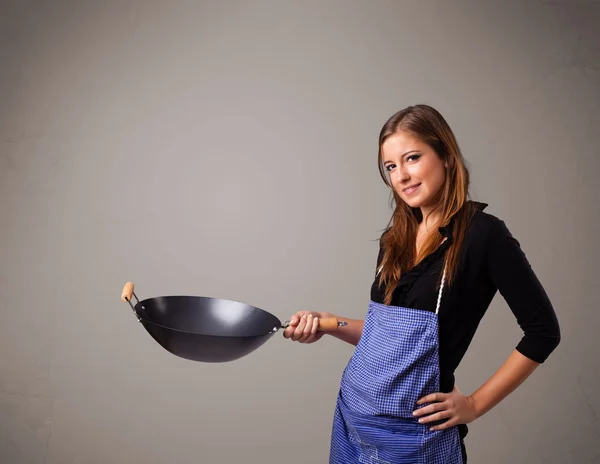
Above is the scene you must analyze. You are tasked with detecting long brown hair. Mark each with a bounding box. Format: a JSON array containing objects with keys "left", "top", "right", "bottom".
[{"left": 376, "top": 104, "right": 477, "bottom": 305}]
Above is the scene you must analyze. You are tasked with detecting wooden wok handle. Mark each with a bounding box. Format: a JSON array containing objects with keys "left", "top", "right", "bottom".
[
  {"left": 318, "top": 317, "right": 342, "bottom": 332},
  {"left": 121, "top": 282, "right": 134, "bottom": 302}
]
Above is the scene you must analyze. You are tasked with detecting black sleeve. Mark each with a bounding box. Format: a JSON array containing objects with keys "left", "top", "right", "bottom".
[{"left": 486, "top": 218, "right": 561, "bottom": 363}]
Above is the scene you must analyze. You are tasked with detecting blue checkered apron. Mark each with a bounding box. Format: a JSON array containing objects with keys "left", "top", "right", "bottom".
[{"left": 330, "top": 266, "right": 463, "bottom": 463}]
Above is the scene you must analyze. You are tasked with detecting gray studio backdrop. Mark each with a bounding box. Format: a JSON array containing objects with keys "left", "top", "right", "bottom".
[{"left": 1, "top": 1, "right": 599, "bottom": 463}]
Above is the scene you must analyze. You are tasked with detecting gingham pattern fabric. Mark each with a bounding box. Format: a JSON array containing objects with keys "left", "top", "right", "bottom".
[{"left": 329, "top": 300, "right": 463, "bottom": 463}]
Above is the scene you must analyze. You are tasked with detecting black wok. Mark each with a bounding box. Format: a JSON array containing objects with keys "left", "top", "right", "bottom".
[{"left": 121, "top": 282, "right": 345, "bottom": 362}]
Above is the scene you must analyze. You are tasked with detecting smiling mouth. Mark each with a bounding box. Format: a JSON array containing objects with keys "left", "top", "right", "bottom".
[{"left": 403, "top": 183, "right": 421, "bottom": 195}]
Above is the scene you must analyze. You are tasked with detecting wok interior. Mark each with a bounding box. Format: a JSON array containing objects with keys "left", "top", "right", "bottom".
[{"left": 136, "top": 296, "right": 282, "bottom": 337}]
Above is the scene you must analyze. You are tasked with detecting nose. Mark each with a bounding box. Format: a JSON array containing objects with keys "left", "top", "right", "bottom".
[{"left": 393, "top": 163, "right": 409, "bottom": 184}]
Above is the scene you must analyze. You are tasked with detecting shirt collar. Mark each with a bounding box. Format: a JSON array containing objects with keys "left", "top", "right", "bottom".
[{"left": 438, "top": 201, "right": 488, "bottom": 238}]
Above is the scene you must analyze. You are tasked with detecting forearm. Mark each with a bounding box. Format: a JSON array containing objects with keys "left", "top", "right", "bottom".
[
  {"left": 322, "top": 313, "right": 364, "bottom": 346},
  {"left": 469, "top": 349, "right": 540, "bottom": 418}
]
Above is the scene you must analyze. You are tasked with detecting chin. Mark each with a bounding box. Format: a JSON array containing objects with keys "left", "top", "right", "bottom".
[
  {"left": 400, "top": 194, "right": 426, "bottom": 209},
  {"left": 399, "top": 200, "right": 419, "bottom": 210}
]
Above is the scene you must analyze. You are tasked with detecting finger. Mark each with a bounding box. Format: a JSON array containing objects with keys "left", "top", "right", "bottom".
[
  {"left": 283, "top": 321, "right": 295, "bottom": 339},
  {"left": 416, "top": 393, "right": 445, "bottom": 405},
  {"left": 283, "top": 314, "right": 300, "bottom": 339},
  {"left": 304, "top": 316, "right": 319, "bottom": 343},
  {"left": 417, "top": 410, "right": 452, "bottom": 425},
  {"left": 300, "top": 314, "right": 313, "bottom": 340},
  {"left": 292, "top": 315, "right": 308, "bottom": 341},
  {"left": 412, "top": 401, "right": 447, "bottom": 417},
  {"left": 429, "top": 417, "right": 457, "bottom": 432},
  {"left": 299, "top": 314, "right": 315, "bottom": 342}
]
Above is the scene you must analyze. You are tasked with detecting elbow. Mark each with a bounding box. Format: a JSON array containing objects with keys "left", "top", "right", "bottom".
[
  {"left": 546, "top": 319, "right": 562, "bottom": 356},
  {"left": 517, "top": 309, "right": 562, "bottom": 363},
  {"left": 543, "top": 332, "right": 561, "bottom": 360},
  {"left": 516, "top": 327, "right": 561, "bottom": 364},
  {"left": 540, "top": 323, "right": 562, "bottom": 362}
]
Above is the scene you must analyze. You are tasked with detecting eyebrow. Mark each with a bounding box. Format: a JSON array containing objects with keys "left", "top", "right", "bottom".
[{"left": 383, "top": 150, "right": 419, "bottom": 165}]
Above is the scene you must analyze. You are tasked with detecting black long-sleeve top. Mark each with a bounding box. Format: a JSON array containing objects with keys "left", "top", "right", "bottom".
[{"left": 370, "top": 201, "right": 561, "bottom": 437}]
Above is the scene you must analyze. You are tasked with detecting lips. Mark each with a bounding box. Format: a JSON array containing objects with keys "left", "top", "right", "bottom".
[{"left": 403, "top": 183, "right": 421, "bottom": 195}]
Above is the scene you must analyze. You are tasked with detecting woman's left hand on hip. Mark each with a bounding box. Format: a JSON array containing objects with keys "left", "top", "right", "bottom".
[{"left": 412, "top": 385, "right": 478, "bottom": 431}]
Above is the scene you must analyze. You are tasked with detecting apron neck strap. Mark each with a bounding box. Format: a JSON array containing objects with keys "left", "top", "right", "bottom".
[{"left": 435, "top": 263, "right": 447, "bottom": 315}]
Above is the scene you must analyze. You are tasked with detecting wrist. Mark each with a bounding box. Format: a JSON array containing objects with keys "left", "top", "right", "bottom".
[{"left": 467, "top": 394, "right": 482, "bottom": 419}]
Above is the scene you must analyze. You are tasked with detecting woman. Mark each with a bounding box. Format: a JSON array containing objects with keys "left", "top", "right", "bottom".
[{"left": 283, "top": 104, "right": 561, "bottom": 463}]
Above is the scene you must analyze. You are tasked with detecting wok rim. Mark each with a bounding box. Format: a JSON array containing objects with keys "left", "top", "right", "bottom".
[{"left": 134, "top": 295, "right": 283, "bottom": 338}]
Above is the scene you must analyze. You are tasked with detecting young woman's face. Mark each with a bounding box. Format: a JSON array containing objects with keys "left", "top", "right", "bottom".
[{"left": 381, "top": 130, "right": 447, "bottom": 211}]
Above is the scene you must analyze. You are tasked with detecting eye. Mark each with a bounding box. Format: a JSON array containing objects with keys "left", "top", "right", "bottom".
[
  {"left": 385, "top": 164, "right": 396, "bottom": 172},
  {"left": 407, "top": 154, "right": 421, "bottom": 162}
]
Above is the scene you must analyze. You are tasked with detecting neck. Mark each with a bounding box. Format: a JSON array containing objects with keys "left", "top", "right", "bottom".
[{"left": 419, "top": 203, "right": 443, "bottom": 229}]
